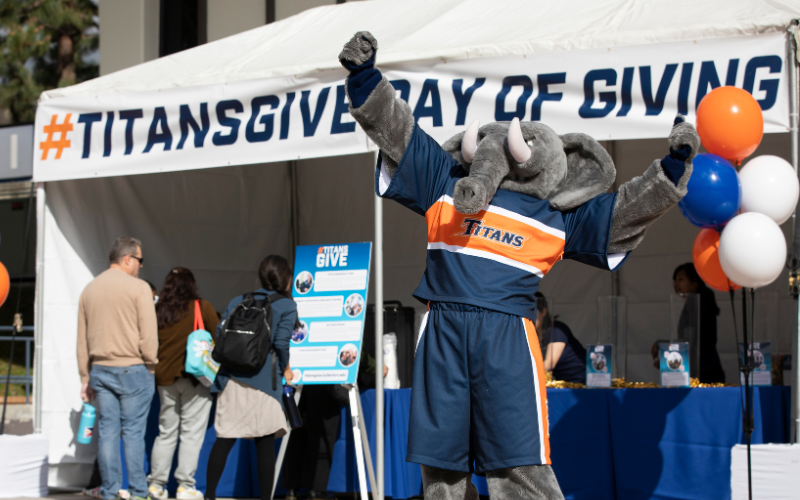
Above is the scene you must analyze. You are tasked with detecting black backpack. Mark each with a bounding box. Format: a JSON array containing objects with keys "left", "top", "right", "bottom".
[{"left": 213, "top": 293, "right": 282, "bottom": 374}]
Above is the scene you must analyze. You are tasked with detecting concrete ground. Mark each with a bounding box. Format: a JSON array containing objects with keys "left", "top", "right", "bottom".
[{"left": 2, "top": 403, "right": 34, "bottom": 435}]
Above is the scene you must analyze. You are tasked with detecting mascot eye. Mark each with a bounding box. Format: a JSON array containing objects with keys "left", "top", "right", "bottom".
[{"left": 526, "top": 140, "right": 534, "bottom": 148}]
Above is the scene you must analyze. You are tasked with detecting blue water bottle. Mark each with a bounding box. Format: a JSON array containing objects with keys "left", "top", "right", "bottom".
[
  {"left": 282, "top": 386, "right": 303, "bottom": 429},
  {"left": 77, "top": 403, "right": 96, "bottom": 445}
]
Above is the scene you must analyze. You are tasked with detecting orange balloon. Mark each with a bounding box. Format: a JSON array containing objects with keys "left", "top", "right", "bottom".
[
  {"left": 696, "top": 86, "right": 763, "bottom": 165},
  {"left": 0, "top": 262, "right": 8, "bottom": 308},
  {"left": 692, "top": 228, "right": 741, "bottom": 292}
]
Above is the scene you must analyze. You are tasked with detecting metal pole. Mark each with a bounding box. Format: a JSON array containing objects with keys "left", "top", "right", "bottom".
[
  {"left": 374, "top": 150, "right": 385, "bottom": 500},
  {"left": 786, "top": 23, "right": 800, "bottom": 444},
  {"left": 33, "top": 183, "right": 46, "bottom": 433},
  {"left": 290, "top": 160, "right": 299, "bottom": 262}
]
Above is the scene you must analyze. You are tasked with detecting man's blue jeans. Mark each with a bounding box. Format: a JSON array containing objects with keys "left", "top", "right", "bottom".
[{"left": 89, "top": 364, "right": 155, "bottom": 500}]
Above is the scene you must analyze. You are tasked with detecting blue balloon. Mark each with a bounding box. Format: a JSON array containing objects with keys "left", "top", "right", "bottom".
[{"left": 678, "top": 153, "right": 741, "bottom": 228}]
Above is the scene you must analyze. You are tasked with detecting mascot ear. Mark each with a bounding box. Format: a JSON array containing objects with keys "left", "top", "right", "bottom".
[{"left": 548, "top": 133, "right": 616, "bottom": 211}]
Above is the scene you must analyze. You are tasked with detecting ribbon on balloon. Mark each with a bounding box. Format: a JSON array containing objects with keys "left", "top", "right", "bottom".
[{"left": 681, "top": 86, "right": 799, "bottom": 290}]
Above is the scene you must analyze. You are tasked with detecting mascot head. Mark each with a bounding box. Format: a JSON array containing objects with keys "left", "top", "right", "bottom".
[{"left": 442, "top": 118, "right": 617, "bottom": 214}]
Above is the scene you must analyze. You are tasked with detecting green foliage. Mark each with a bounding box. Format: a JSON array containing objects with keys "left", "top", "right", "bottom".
[{"left": 0, "top": 0, "right": 98, "bottom": 123}]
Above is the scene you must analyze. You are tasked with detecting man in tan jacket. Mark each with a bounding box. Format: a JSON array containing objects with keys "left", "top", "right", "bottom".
[{"left": 77, "top": 237, "right": 158, "bottom": 500}]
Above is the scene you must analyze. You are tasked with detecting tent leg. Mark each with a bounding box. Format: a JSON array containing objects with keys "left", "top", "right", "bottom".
[
  {"left": 33, "top": 183, "right": 45, "bottom": 434},
  {"left": 349, "top": 385, "right": 369, "bottom": 498},
  {"left": 788, "top": 22, "right": 800, "bottom": 444},
  {"left": 374, "top": 150, "right": 384, "bottom": 500},
  {"left": 272, "top": 385, "right": 302, "bottom": 500}
]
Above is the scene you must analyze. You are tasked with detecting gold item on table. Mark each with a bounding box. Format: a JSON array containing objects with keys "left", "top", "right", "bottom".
[{"left": 545, "top": 371, "right": 733, "bottom": 389}]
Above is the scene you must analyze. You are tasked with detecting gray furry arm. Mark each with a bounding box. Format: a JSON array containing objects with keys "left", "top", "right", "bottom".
[
  {"left": 346, "top": 76, "right": 414, "bottom": 175},
  {"left": 608, "top": 118, "right": 698, "bottom": 254},
  {"left": 608, "top": 160, "right": 689, "bottom": 254}
]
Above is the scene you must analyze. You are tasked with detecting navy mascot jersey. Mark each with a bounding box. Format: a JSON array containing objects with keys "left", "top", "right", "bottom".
[{"left": 376, "top": 125, "right": 628, "bottom": 320}]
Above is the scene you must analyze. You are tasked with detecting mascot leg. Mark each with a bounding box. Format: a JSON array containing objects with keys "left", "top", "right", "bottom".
[
  {"left": 421, "top": 465, "right": 479, "bottom": 500},
  {"left": 485, "top": 465, "right": 564, "bottom": 500}
]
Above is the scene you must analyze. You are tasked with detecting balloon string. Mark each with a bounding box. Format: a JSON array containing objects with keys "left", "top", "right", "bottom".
[{"left": 728, "top": 285, "right": 746, "bottom": 420}]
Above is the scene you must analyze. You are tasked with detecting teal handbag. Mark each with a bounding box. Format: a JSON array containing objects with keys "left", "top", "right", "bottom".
[{"left": 185, "top": 300, "right": 220, "bottom": 387}]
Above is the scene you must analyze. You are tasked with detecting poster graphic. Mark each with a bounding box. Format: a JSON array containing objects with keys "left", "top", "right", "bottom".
[
  {"left": 739, "top": 342, "right": 772, "bottom": 386},
  {"left": 586, "top": 344, "right": 612, "bottom": 387},
  {"left": 660, "top": 342, "right": 690, "bottom": 387},
  {"left": 290, "top": 242, "right": 372, "bottom": 385}
]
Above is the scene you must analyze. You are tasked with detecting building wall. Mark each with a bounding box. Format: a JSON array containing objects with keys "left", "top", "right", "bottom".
[
  {"left": 98, "top": 0, "right": 159, "bottom": 76},
  {"left": 206, "top": 0, "right": 266, "bottom": 42},
  {"left": 275, "top": 0, "right": 336, "bottom": 21}
]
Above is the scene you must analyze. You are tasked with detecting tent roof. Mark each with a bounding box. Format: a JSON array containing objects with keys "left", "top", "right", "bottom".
[{"left": 43, "top": 0, "right": 800, "bottom": 101}]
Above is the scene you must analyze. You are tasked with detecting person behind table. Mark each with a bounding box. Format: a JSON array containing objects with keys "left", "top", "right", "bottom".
[
  {"left": 77, "top": 237, "right": 157, "bottom": 500},
  {"left": 205, "top": 255, "right": 296, "bottom": 500},
  {"left": 148, "top": 268, "right": 220, "bottom": 500},
  {"left": 534, "top": 292, "right": 587, "bottom": 384},
  {"left": 672, "top": 263, "right": 725, "bottom": 383}
]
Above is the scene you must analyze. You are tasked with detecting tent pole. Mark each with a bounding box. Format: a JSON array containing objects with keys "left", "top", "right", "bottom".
[
  {"left": 33, "top": 183, "right": 45, "bottom": 434},
  {"left": 374, "top": 150, "right": 384, "bottom": 500},
  {"left": 787, "top": 22, "right": 800, "bottom": 444},
  {"left": 290, "top": 160, "right": 299, "bottom": 261}
]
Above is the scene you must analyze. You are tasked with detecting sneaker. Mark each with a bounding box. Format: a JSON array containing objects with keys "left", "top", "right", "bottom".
[
  {"left": 82, "top": 487, "right": 102, "bottom": 499},
  {"left": 119, "top": 491, "right": 131, "bottom": 500},
  {"left": 148, "top": 485, "right": 166, "bottom": 500},
  {"left": 176, "top": 486, "right": 203, "bottom": 500}
]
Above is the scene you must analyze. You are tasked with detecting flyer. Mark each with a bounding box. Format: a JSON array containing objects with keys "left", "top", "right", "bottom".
[
  {"left": 586, "top": 344, "right": 612, "bottom": 387},
  {"left": 739, "top": 342, "right": 772, "bottom": 386},
  {"left": 290, "top": 242, "right": 372, "bottom": 385},
  {"left": 660, "top": 342, "right": 690, "bottom": 387}
]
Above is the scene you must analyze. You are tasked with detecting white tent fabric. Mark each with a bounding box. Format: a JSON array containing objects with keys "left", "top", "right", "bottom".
[
  {"left": 33, "top": 0, "right": 799, "bottom": 488},
  {"left": 40, "top": 0, "right": 800, "bottom": 98}
]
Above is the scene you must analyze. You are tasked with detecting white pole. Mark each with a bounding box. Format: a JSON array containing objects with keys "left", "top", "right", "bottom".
[
  {"left": 33, "top": 182, "right": 45, "bottom": 434},
  {"left": 349, "top": 386, "right": 369, "bottom": 498},
  {"left": 787, "top": 23, "right": 800, "bottom": 444},
  {"left": 374, "top": 150, "right": 385, "bottom": 500}
]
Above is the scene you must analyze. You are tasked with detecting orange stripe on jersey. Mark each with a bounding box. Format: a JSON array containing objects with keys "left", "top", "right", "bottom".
[
  {"left": 523, "top": 318, "right": 551, "bottom": 465},
  {"left": 425, "top": 198, "right": 565, "bottom": 276}
]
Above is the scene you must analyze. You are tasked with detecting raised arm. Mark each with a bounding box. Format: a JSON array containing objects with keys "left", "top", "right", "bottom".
[
  {"left": 339, "top": 31, "right": 414, "bottom": 176},
  {"left": 608, "top": 117, "right": 699, "bottom": 254}
]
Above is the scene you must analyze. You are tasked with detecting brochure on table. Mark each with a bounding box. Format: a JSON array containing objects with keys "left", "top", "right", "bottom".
[
  {"left": 739, "top": 342, "right": 772, "bottom": 386},
  {"left": 586, "top": 344, "right": 612, "bottom": 387},
  {"left": 290, "top": 242, "right": 372, "bottom": 385},
  {"left": 660, "top": 342, "right": 690, "bottom": 387}
]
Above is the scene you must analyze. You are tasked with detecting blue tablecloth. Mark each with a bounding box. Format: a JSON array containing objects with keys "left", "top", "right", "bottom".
[
  {"left": 122, "top": 386, "right": 789, "bottom": 499},
  {"left": 329, "top": 387, "right": 788, "bottom": 500}
]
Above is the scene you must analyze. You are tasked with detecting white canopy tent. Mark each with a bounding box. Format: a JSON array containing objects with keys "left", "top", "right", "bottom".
[{"left": 32, "top": 0, "right": 800, "bottom": 492}]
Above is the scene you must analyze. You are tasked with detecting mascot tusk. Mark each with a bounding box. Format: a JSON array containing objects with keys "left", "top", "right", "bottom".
[
  {"left": 461, "top": 118, "right": 480, "bottom": 163},
  {"left": 507, "top": 117, "right": 532, "bottom": 163}
]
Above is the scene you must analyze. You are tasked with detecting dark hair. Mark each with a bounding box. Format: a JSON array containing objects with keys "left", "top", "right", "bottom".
[
  {"left": 535, "top": 291, "right": 553, "bottom": 355},
  {"left": 156, "top": 267, "right": 201, "bottom": 329},
  {"left": 259, "top": 255, "right": 293, "bottom": 300},
  {"left": 535, "top": 292, "right": 553, "bottom": 331},
  {"left": 673, "top": 263, "right": 720, "bottom": 316},
  {"left": 109, "top": 236, "right": 142, "bottom": 263},
  {"left": 144, "top": 280, "right": 156, "bottom": 293}
]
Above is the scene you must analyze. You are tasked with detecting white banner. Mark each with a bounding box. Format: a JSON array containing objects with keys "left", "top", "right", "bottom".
[{"left": 34, "top": 33, "right": 789, "bottom": 182}]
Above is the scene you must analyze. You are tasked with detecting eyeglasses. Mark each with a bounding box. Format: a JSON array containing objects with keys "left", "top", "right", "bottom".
[{"left": 128, "top": 255, "right": 144, "bottom": 265}]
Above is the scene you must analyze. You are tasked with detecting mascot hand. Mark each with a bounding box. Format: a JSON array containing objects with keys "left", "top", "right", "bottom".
[
  {"left": 661, "top": 115, "right": 700, "bottom": 186},
  {"left": 339, "top": 31, "right": 378, "bottom": 73}
]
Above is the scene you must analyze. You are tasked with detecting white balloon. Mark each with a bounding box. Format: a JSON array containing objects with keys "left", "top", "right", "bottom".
[
  {"left": 719, "top": 212, "right": 786, "bottom": 288},
  {"left": 739, "top": 155, "right": 799, "bottom": 225}
]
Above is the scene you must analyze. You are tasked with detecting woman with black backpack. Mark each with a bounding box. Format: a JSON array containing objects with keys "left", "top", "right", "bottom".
[{"left": 205, "top": 255, "right": 297, "bottom": 500}]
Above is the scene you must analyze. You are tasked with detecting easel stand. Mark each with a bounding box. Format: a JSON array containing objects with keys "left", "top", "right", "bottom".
[{"left": 272, "top": 384, "right": 377, "bottom": 500}]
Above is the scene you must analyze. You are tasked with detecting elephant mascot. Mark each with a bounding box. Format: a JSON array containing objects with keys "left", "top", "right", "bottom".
[{"left": 339, "top": 32, "right": 699, "bottom": 500}]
